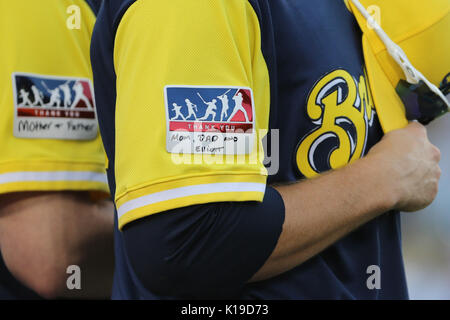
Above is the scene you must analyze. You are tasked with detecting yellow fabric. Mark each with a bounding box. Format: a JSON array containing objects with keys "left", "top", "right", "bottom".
[
  {"left": 295, "top": 68, "right": 377, "bottom": 178},
  {"left": 117, "top": 175, "right": 267, "bottom": 228},
  {"left": 0, "top": 0, "right": 109, "bottom": 195},
  {"left": 113, "top": 0, "right": 270, "bottom": 229},
  {"left": 349, "top": 0, "right": 450, "bottom": 132}
]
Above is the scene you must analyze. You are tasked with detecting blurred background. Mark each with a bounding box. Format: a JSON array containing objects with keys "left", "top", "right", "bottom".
[{"left": 402, "top": 115, "right": 450, "bottom": 299}]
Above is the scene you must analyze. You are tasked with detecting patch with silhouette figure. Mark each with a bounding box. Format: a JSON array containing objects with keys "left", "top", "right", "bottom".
[
  {"left": 12, "top": 72, "right": 98, "bottom": 140},
  {"left": 164, "top": 86, "right": 256, "bottom": 155}
]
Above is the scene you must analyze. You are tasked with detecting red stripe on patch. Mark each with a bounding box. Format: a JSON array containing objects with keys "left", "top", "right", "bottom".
[
  {"left": 170, "top": 121, "right": 253, "bottom": 133},
  {"left": 17, "top": 108, "right": 96, "bottom": 119}
]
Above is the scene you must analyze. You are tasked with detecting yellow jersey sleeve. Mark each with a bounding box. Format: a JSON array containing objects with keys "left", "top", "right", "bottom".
[
  {"left": 0, "top": 0, "right": 109, "bottom": 195},
  {"left": 113, "top": 0, "right": 271, "bottom": 229}
]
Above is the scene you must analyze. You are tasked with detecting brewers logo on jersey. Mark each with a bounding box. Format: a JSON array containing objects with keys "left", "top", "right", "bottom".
[
  {"left": 296, "top": 69, "right": 376, "bottom": 178},
  {"left": 165, "top": 86, "right": 255, "bottom": 155},
  {"left": 12, "top": 73, "right": 98, "bottom": 140}
]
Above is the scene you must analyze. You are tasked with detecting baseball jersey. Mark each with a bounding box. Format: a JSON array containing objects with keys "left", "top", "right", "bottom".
[
  {"left": 0, "top": 0, "right": 107, "bottom": 299},
  {"left": 92, "top": 0, "right": 408, "bottom": 299}
]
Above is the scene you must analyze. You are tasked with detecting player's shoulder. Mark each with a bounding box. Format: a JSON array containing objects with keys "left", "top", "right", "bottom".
[
  {"left": 99, "top": 0, "right": 262, "bottom": 37},
  {"left": 83, "top": 0, "right": 102, "bottom": 15},
  {"left": 104, "top": 0, "right": 257, "bottom": 19}
]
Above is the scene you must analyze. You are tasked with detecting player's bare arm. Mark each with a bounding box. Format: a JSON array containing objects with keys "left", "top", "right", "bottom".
[
  {"left": 252, "top": 122, "right": 441, "bottom": 281},
  {"left": 0, "top": 192, "right": 114, "bottom": 299}
]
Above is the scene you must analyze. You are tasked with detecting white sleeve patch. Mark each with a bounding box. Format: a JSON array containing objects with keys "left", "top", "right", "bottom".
[
  {"left": 164, "top": 85, "right": 256, "bottom": 155},
  {"left": 12, "top": 72, "right": 98, "bottom": 140}
]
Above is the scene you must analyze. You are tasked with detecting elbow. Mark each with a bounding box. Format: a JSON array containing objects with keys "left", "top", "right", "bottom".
[
  {"left": 32, "top": 281, "right": 64, "bottom": 300},
  {"left": 2, "top": 252, "right": 73, "bottom": 299},
  {"left": 27, "top": 264, "right": 73, "bottom": 299},
  {"left": 5, "top": 252, "right": 79, "bottom": 299}
]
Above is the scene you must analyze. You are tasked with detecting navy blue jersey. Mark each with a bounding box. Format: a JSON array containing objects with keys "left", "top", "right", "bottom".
[{"left": 91, "top": 0, "right": 408, "bottom": 299}]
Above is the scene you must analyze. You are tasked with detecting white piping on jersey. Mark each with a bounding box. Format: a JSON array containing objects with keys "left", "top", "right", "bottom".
[
  {"left": 117, "top": 182, "right": 267, "bottom": 219},
  {"left": 0, "top": 171, "right": 108, "bottom": 185}
]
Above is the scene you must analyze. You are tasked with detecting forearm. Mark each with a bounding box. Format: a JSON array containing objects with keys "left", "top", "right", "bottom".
[
  {"left": 0, "top": 192, "right": 114, "bottom": 299},
  {"left": 251, "top": 155, "right": 395, "bottom": 282}
]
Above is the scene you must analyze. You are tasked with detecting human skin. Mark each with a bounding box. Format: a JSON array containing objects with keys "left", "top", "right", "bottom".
[
  {"left": 251, "top": 122, "right": 441, "bottom": 282},
  {"left": 0, "top": 191, "right": 114, "bottom": 299}
]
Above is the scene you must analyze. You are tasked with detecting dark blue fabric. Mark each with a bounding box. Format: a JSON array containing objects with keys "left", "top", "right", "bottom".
[
  {"left": 91, "top": 0, "right": 143, "bottom": 300},
  {"left": 84, "top": 0, "right": 102, "bottom": 15},
  {"left": 243, "top": 0, "right": 407, "bottom": 299},
  {"left": 92, "top": 0, "right": 409, "bottom": 300},
  {"left": 122, "top": 187, "right": 285, "bottom": 299}
]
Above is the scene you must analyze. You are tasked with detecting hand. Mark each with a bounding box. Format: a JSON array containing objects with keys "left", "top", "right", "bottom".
[{"left": 367, "top": 122, "right": 441, "bottom": 212}]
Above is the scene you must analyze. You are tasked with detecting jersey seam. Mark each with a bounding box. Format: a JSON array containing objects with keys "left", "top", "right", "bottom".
[
  {"left": 112, "top": 0, "right": 140, "bottom": 59},
  {"left": 83, "top": 0, "right": 100, "bottom": 17}
]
